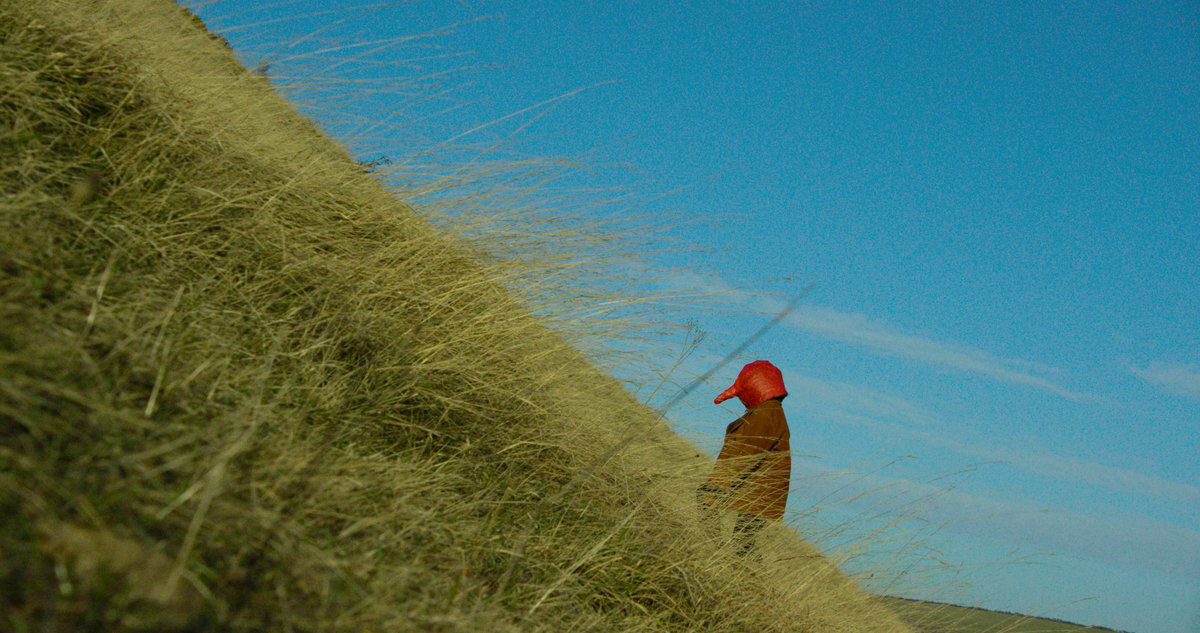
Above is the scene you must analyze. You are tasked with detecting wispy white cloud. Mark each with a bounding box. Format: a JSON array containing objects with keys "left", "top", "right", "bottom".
[
  {"left": 924, "top": 484, "right": 1200, "bottom": 581},
  {"left": 781, "top": 304, "right": 1084, "bottom": 401},
  {"left": 783, "top": 371, "right": 1200, "bottom": 505},
  {"left": 790, "top": 460, "right": 1200, "bottom": 582},
  {"left": 991, "top": 447, "right": 1200, "bottom": 505},
  {"left": 658, "top": 271, "right": 1083, "bottom": 400},
  {"left": 1131, "top": 361, "right": 1200, "bottom": 400}
]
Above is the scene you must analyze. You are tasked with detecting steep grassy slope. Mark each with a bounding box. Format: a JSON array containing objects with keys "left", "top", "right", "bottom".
[{"left": 0, "top": 1, "right": 912, "bottom": 631}]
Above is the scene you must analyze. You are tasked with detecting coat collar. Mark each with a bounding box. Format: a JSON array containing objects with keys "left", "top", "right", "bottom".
[{"left": 748, "top": 398, "right": 784, "bottom": 412}]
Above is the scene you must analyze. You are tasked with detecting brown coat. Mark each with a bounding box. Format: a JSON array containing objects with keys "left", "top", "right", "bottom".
[{"left": 702, "top": 398, "right": 791, "bottom": 520}]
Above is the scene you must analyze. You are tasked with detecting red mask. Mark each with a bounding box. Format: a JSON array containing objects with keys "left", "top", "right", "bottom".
[{"left": 714, "top": 360, "right": 788, "bottom": 408}]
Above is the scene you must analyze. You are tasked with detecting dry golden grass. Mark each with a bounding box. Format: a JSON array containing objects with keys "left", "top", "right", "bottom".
[{"left": 1, "top": 0, "right": 915, "bottom": 631}]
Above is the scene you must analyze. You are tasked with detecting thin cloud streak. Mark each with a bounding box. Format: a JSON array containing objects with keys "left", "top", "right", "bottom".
[
  {"left": 781, "top": 305, "right": 1085, "bottom": 401},
  {"left": 1132, "top": 361, "right": 1200, "bottom": 400},
  {"left": 783, "top": 371, "right": 1200, "bottom": 505},
  {"left": 790, "top": 460, "right": 1200, "bottom": 581},
  {"left": 659, "top": 271, "right": 1083, "bottom": 400}
]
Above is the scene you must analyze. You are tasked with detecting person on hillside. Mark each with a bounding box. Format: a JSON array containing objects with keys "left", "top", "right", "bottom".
[{"left": 698, "top": 360, "right": 792, "bottom": 554}]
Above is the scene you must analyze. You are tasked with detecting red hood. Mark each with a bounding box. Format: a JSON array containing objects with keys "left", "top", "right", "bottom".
[{"left": 714, "top": 360, "right": 788, "bottom": 408}]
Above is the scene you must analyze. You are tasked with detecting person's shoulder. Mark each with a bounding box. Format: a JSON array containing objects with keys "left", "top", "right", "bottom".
[{"left": 725, "top": 417, "right": 746, "bottom": 434}]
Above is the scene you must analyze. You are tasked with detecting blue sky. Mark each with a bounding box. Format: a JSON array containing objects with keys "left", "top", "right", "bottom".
[{"left": 188, "top": 2, "right": 1200, "bottom": 632}]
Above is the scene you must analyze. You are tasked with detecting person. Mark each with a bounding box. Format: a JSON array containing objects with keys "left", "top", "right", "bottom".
[{"left": 698, "top": 360, "right": 792, "bottom": 554}]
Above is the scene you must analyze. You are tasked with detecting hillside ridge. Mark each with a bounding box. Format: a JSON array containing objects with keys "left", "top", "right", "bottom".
[{"left": 880, "top": 596, "right": 1131, "bottom": 633}]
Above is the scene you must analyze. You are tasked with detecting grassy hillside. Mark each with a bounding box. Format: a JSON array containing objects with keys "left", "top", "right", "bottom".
[
  {"left": 0, "top": 0, "right": 914, "bottom": 631},
  {"left": 880, "top": 597, "right": 1128, "bottom": 633}
]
